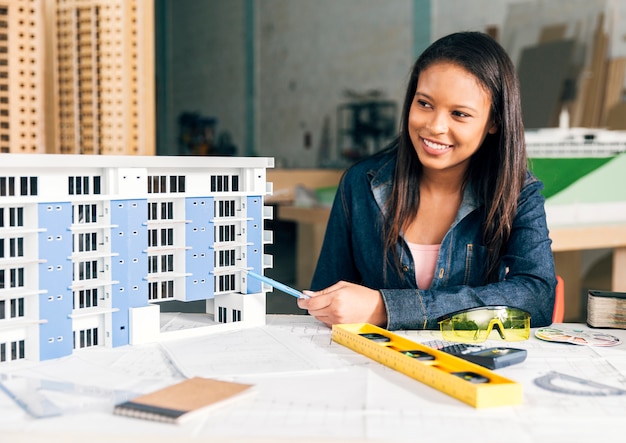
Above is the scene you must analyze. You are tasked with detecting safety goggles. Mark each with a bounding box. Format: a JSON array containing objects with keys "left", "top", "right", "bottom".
[{"left": 438, "top": 306, "right": 531, "bottom": 343}]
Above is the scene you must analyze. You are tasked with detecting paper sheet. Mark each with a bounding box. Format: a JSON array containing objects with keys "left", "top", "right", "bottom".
[
  {"left": 1, "top": 316, "right": 626, "bottom": 442},
  {"left": 159, "top": 321, "right": 344, "bottom": 378}
]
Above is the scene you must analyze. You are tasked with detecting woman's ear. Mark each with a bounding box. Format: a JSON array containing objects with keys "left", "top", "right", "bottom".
[{"left": 488, "top": 121, "right": 498, "bottom": 134}]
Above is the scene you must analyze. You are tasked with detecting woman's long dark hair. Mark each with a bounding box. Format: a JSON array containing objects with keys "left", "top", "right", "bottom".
[{"left": 384, "top": 31, "right": 527, "bottom": 282}]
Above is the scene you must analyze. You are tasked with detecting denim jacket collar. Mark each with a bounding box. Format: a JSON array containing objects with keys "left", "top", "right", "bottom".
[{"left": 367, "top": 155, "right": 480, "bottom": 230}]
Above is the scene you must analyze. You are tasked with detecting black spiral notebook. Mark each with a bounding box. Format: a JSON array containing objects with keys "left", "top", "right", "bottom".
[{"left": 113, "top": 376, "right": 254, "bottom": 424}]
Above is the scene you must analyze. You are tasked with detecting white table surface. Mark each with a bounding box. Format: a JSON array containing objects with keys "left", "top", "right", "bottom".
[{"left": 1, "top": 314, "right": 626, "bottom": 443}]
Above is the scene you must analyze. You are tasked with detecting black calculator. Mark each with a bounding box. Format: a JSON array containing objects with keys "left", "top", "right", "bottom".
[{"left": 425, "top": 341, "right": 527, "bottom": 370}]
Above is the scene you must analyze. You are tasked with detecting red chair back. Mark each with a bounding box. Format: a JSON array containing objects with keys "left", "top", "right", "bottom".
[{"left": 552, "top": 275, "right": 565, "bottom": 323}]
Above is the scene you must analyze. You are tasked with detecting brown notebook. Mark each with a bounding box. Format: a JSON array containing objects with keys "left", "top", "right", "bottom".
[{"left": 113, "top": 376, "right": 254, "bottom": 424}]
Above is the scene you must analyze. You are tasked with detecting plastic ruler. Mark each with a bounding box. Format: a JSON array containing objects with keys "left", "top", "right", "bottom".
[
  {"left": 0, "top": 374, "right": 137, "bottom": 418},
  {"left": 534, "top": 371, "right": 626, "bottom": 396},
  {"left": 331, "top": 323, "right": 523, "bottom": 408}
]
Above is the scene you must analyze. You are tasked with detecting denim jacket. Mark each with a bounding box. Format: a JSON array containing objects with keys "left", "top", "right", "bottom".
[{"left": 311, "top": 147, "right": 557, "bottom": 330}]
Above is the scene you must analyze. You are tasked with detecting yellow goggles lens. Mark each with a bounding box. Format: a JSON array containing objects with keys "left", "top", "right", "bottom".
[{"left": 438, "top": 306, "right": 531, "bottom": 343}]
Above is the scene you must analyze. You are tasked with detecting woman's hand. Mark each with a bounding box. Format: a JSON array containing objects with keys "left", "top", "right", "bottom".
[{"left": 297, "top": 281, "right": 387, "bottom": 327}]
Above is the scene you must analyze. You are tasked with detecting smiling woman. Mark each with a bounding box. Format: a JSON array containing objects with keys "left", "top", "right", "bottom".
[
  {"left": 298, "top": 31, "right": 557, "bottom": 332},
  {"left": 404, "top": 61, "right": 498, "bottom": 248},
  {"left": 409, "top": 62, "right": 497, "bottom": 171}
]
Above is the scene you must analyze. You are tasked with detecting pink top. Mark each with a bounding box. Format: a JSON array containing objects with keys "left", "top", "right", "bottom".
[{"left": 406, "top": 241, "right": 441, "bottom": 289}]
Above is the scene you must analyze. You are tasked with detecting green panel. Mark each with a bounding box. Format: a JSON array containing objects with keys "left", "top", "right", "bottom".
[{"left": 528, "top": 157, "right": 614, "bottom": 199}]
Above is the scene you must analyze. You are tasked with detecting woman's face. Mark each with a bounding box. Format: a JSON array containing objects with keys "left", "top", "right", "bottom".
[{"left": 408, "top": 61, "right": 497, "bottom": 175}]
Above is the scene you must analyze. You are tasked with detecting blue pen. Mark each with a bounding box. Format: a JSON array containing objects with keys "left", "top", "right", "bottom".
[{"left": 243, "top": 269, "right": 310, "bottom": 299}]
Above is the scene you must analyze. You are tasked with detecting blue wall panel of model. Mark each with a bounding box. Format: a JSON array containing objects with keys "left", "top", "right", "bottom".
[
  {"left": 37, "top": 202, "right": 74, "bottom": 360},
  {"left": 110, "top": 199, "right": 148, "bottom": 347},
  {"left": 245, "top": 196, "right": 263, "bottom": 294},
  {"left": 184, "top": 197, "right": 214, "bottom": 301}
]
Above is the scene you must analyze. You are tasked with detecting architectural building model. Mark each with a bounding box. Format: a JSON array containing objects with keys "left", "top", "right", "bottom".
[
  {"left": 49, "top": 0, "right": 155, "bottom": 155},
  {"left": 1, "top": 0, "right": 155, "bottom": 155},
  {"left": 0, "top": 0, "right": 46, "bottom": 154},
  {"left": 0, "top": 154, "right": 275, "bottom": 364}
]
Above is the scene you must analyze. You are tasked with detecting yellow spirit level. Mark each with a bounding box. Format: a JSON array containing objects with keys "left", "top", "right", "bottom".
[{"left": 332, "top": 323, "right": 523, "bottom": 408}]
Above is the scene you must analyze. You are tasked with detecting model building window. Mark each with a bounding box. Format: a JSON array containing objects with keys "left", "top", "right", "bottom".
[
  {"left": 12, "top": 340, "right": 25, "bottom": 361},
  {"left": 74, "top": 327, "right": 98, "bottom": 349},
  {"left": 148, "top": 280, "right": 173, "bottom": 300},
  {"left": 74, "top": 232, "right": 97, "bottom": 252},
  {"left": 9, "top": 207, "right": 23, "bottom": 226},
  {"left": 73, "top": 204, "right": 97, "bottom": 224},
  {"left": 0, "top": 207, "right": 24, "bottom": 227},
  {"left": 68, "top": 177, "right": 99, "bottom": 195},
  {"left": 210, "top": 174, "right": 239, "bottom": 192},
  {"left": 1, "top": 268, "right": 24, "bottom": 289},
  {"left": 216, "top": 249, "right": 235, "bottom": 267},
  {"left": 0, "top": 176, "right": 14, "bottom": 195},
  {"left": 148, "top": 202, "right": 157, "bottom": 220},
  {"left": 148, "top": 281, "right": 158, "bottom": 300},
  {"left": 216, "top": 199, "right": 236, "bottom": 217},
  {"left": 232, "top": 309, "right": 241, "bottom": 322},
  {"left": 148, "top": 175, "right": 176, "bottom": 193},
  {"left": 0, "top": 238, "right": 23, "bottom": 257},
  {"left": 68, "top": 176, "right": 90, "bottom": 195},
  {"left": 160, "top": 228, "right": 173, "bottom": 246},
  {"left": 169, "top": 175, "right": 185, "bottom": 193},
  {"left": 74, "top": 288, "right": 98, "bottom": 309},
  {"left": 147, "top": 175, "right": 159, "bottom": 193},
  {"left": 0, "top": 297, "right": 24, "bottom": 320},
  {"left": 148, "top": 256, "right": 158, "bottom": 274},
  {"left": 20, "top": 177, "right": 37, "bottom": 195},
  {"left": 216, "top": 273, "right": 236, "bottom": 292},
  {"left": 161, "top": 280, "right": 174, "bottom": 298},
  {"left": 211, "top": 174, "right": 230, "bottom": 192},
  {"left": 160, "top": 254, "right": 173, "bottom": 272},
  {"left": 218, "top": 306, "right": 227, "bottom": 323},
  {"left": 163, "top": 202, "right": 174, "bottom": 219},
  {"left": 75, "top": 260, "right": 97, "bottom": 281},
  {"left": 148, "top": 201, "right": 174, "bottom": 220},
  {"left": 11, "top": 238, "right": 23, "bottom": 257},
  {"left": 211, "top": 175, "right": 239, "bottom": 192},
  {"left": 217, "top": 224, "right": 236, "bottom": 242},
  {"left": 11, "top": 268, "right": 24, "bottom": 288},
  {"left": 0, "top": 340, "right": 25, "bottom": 362},
  {"left": 9, "top": 297, "right": 24, "bottom": 318},
  {"left": 148, "top": 254, "right": 173, "bottom": 274}
]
